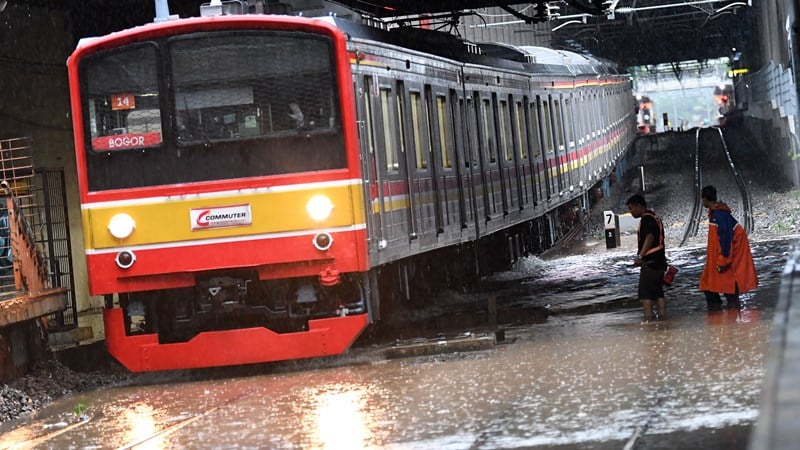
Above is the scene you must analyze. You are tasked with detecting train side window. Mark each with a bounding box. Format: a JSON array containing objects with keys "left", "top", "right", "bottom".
[
  {"left": 380, "top": 88, "right": 399, "bottom": 172},
  {"left": 541, "top": 99, "right": 554, "bottom": 154},
  {"left": 553, "top": 99, "right": 565, "bottom": 149},
  {"left": 528, "top": 100, "right": 542, "bottom": 158},
  {"left": 580, "top": 94, "right": 588, "bottom": 140},
  {"left": 363, "top": 77, "right": 376, "bottom": 155},
  {"left": 466, "top": 97, "right": 479, "bottom": 167},
  {"left": 437, "top": 96, "right": 453, "bottom": 168},
  {"left": 410, "top": 91, "right": 427, "bottom": 170},
  {"left": 514, "top": 101, "right": 528, "bottom": 160},
  {"left": 396, "top": 82, "right": 407, "bottom": 159},
  {"left": 564, "top": 97, "right": 575, "bottom": 147},
  {"left": 498, "top": 99, "right": 512, "bottom": 161},
  {"left": 592, "top": 93, "right": 600, "bottom": 136},
  {"left": 481, "top": 98, "right": 496, "bottom": 164},
  {"left": 82, "top": 43, "right": 163, "bottom": 152}
]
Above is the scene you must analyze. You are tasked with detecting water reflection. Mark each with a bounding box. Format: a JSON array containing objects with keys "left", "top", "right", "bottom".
[
  {"left": 305, "top": 384, "right": 375, "bottom": 449},
  {"left": 120, "top": 403, "right": 159, "bottom": 449},
  {"left": 0, "top": 238, "right": 792, "bottom": 449}
]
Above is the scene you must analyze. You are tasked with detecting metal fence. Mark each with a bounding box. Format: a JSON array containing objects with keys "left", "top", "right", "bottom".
[{"left": 0, "top": 137, "right": 77, "bottom": 330}]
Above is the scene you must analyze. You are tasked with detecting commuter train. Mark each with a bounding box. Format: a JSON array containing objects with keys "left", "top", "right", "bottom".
[
  {"left": 67, "top": 8, "right": 635, "bottom": 371},
  {"left": 636, "top": 95, "right": 654, "bottom": 134},
  {"left": 714, "top": 83, "right": 734, "bottom": 120}
]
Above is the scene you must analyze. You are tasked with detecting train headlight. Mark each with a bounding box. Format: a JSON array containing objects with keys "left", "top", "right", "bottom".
[
  {"left": 306, "top": 195, "right": 334, "bottom": 222},
  {"left": 108, "top": 213, "right": 136, "bottom": 239}
]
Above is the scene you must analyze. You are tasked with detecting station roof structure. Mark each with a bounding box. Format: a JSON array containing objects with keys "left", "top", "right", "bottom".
[
  {"left": 7, "top": 0, "right": 757, "bottom": 68},
  {"left": 328, "top": 0, "right": 757, "bottom": 68}
]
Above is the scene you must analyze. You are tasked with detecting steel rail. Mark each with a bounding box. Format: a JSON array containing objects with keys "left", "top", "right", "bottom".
[
  {"left": 715, "top": 126, "right": 754, "bottom": 234},
  {"left": 679, "top": 128, "right": 704, "bottom": 247}
]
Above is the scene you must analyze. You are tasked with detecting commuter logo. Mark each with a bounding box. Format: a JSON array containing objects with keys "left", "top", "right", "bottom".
[{"left": 190, "top": 204, "right": 252, "bottom": 230}]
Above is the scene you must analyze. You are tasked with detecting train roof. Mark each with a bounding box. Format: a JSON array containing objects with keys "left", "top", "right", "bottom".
[
  {"left": 477, "top": 42, "right": 620, "bottom": 76},
  {"left": 322, "top": 16, "right": 620, "bottom": 78}
]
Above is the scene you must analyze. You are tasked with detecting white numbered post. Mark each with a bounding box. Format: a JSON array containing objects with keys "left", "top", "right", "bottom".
[{"left": 603, "top": 210, "right": 618, "bottom": 249}]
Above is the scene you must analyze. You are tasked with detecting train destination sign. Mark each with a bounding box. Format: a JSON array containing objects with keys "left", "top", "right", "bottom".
[{"left": 91, "top": 132, "right": 162, "bottom": 151}]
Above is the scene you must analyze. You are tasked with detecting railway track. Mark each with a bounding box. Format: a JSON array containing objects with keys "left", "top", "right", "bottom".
[{"left": 679, "top": 127, "right": 753, "bottom": 247}]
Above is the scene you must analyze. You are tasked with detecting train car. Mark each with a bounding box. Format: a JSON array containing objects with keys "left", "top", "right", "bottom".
[
  {"left": 714, "top": 83, "right": 734, "bottom": 121},
  {"left": 67, "top": 6, "right": 635, "bottom": 372},
  {"left": 636, "top": 95, "right": 654, "bottom": 134}
]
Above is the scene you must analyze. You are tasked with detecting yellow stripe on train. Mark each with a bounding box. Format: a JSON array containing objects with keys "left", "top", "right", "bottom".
[{"left": 82, "top": 184, "right": 366, "bottom": 250}]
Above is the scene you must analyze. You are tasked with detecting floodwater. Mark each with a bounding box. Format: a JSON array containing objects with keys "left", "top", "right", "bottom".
[{"left": 0, "top": 235, "right": 795, "bottom": 449}]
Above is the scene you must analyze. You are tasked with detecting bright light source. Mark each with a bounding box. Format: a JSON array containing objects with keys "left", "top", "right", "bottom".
[
  {"left": 108, "top": 213, "right": 136, "bottom": 239},
  {"left": 306, "top": 195, "right": 334, "bottom": 222}
]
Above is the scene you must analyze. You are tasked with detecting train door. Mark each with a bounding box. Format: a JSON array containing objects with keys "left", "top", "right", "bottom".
[
  {"left": 526, "top": 97, "right": 544, "bottom": 207},
  {"left": 511, "top": 96, "right": 530, "bottom": 210},
  {"left": 394, "top": 80, "right": 422, "bottom": 243},
  {"left": 354, "top": 74, "right": 383, "bottom": 256},
  {"left": 477, "top": 92, "right": 503, "bottom": 221},
  {"left": 591, "top": 90, "right": 604, "bottom": 175},
  {"left": 551, "top": 95, "right": 567, "bottom": 195},
  {"left": 402, "top": 85, "right": 436, "bottom": 244},
  {"left": 427, "top": 86, "right": 460, "bottom": 236},
  {"left": 581, "top": 90, "right": 591, "bottom": 177},
  {"left": 562, "top": 94, "right": 577, "bottom": 190},
  {"left": 450, "top": 89, "right": 472, "bottom": 232},
  {"left": 574, "top": 91, "right": 586, "bottom": 187},
  {"left": 601, "top": 87, "right": 613, "bottom": 169},
  {"left": 375, "top": 79, "right": 409, "bottom": 245},
  {"left": 423, "top": 85, "right": 445, "bottom": 234},
  {"left": 465, "top": 95, "right": 487, "bottom": 225},
  {"left": 494, "top": 94, "right": 516, "bottom": 215},
  {"left": 380, "top": 79, "right": 417, "bottom": 243},
  {"left": 539, "top": 95, "right": 557, "bottom": 200}
]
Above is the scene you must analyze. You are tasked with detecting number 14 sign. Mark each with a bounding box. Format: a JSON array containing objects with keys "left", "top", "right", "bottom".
[{"left": 111, "top": 94, "right": 136, "bottom": 111}]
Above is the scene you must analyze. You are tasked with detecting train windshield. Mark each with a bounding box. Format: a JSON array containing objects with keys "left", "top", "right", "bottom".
[
  {"left": 171, "top": 32, "right": 339, "bottom": 143},
  {"left": 79, "top": 31, "right": 346, "bottom": 191},
  {"left": 83, "top": 44, "right": 163, "bottom": 152}
]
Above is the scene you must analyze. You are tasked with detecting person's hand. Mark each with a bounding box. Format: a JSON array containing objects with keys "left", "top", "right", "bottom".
[
  {"left": 715, "top": 264, "right": 730, "bottom": 273},
  {"left": 633, "top": 255, "right": 642, "bottom": 267}
]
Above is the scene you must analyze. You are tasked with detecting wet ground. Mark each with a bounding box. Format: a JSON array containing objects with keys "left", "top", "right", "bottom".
[{"left": 0, "top": 234, "right": 795, "bottom": 449}]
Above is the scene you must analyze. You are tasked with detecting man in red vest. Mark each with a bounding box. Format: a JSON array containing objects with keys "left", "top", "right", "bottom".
[
  {"left": 699, "top": 185, "right": 758, "bottom": 310},
  {"left": 627, "top": 194, "right": 668, "bottom": 322}
]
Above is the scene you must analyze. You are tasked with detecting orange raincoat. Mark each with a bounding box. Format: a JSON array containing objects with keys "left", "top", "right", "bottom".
[{"left": 699, "top": 203, "right": 758, "bottom": 294}]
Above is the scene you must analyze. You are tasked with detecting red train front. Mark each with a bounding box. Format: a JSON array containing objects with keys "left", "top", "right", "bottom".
[{"left": 67, "top": 16, "right": 370, "bottom": 371}]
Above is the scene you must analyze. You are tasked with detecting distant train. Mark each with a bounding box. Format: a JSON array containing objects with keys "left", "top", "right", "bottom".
[
  {"left": 714, "top": 83, "right": 734, "bottom": 121},
  {"left": 636, "top": 95, "right": 655, "bottom": 134},
  {"left": 67, "top": 7, "right": 635, "bottom": 371}
]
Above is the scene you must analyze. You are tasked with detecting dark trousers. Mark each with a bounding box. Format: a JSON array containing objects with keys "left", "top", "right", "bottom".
[{"left": 704, "top": 290, "right": 740, "bottom": 310}]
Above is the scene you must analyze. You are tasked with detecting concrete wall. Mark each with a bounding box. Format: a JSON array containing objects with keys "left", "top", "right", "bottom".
[
  {"left": 757, "top": 0, "right": 794, "bottom": 69},
  {"left": 0, "top": 5, "right": 97, "bottom": 314},
  {"left": 745, "top": 0, "right": 800, "bottom": 188}
]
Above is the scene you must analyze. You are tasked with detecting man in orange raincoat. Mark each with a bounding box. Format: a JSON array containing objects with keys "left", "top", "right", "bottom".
[{"left": 699, "top": 185, "right": 758, "bottom": 310}]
